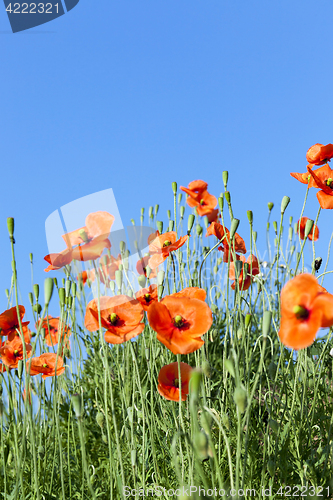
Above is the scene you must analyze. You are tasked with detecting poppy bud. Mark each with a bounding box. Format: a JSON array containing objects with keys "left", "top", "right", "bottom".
[
  {"left": 172, "top": 182, "right": 177, "bottom": 194},
  {"left": 5, "top": 289, "right": 9, "bottom": 299},
  {"left": 245, "top": 313, "right": 251, "bottom": 329},
  {"left": 187, "top": 214, "right": 195, "bottom": 234},
  {"left": 72, "top": 393, "right": 82, "bottom": 418},
  {"left": 180, "top": 206, "right": 185, "bottom": 219},
  {"left": 28, "top": 292, "right": 34, "bottom": 306},
  {"left": 281, "top": 196, "right": 290, "bottom": 214},
  {"left": 222, "top": 171, "right": 229, "bottom": 189},
  {"left": 216, "top": 291, "right": 221, "bottom": 299},
  {"left": 44, "top": 277, "right": 54, "bottom": 306},
  {"left": 140, "top": 208, "right": 145, "bottom": 216},
  {"left": 233, "top": 386, "right": 247, "bottom": 413},
  {"left": 96, "top": 411, "right": 105, "bottom": 429},
  {"left": 167, "top": 210, "right": 171, "bottom": 220},
  {"left": 33, "top": 284, "right": 39, "bottom": 302},
  {"left": 169, "top": 220, "right": 174, "bottom": 231},
  {"left": 289, "top": 216, "right": 293, "bottom": 225},
  {"left": 230, "top": 219, "right": 240, "bottom": 239},
  {"left": 58, "top": 287, "right": 66, "bottom": 307},
  {"left": 267, "top": 459, "right": 275, "bottom": 477},
  {"left": 262, "top": 311, "right": 272, "bottom": 338},
  {"left": 190, "top": 368, "right": 202, "bottom": 399},
  {"left": 7, "top": 217, "right": 14, "bottom": 238},
  {"left": 149, "top": 206, "right": 153, "bottom": 219},
  {"left": 225, "top": 359, "right": 235, "bottom": 378},
  {"left": 253, "top": 231, "right": 257, "bottom": 243},
  {"left": 109, "top": 281, "right": 115, "bottom": 292},
  {"left": 156, "top": 221, "right": 163, "bottom": 234},
  {"left": 131, "top": 218, "right": 135, "bottom": 225},
  {"left": 33, "top": 304, "right": 42, "bottom": 314},
  {"left": 213, "top": 265, "right": 218, "bottom": 274},
  {"left": 196, "top": 224, "right": 203, "bottom": 236},
  {"left": 66, "top": 296, "right": 73, "bottom": 308},
  {"left": 234, "top": 260, "right": 243, "bottom": 279},
  {"left": 266, "top": 222, "right": 270, "bottom": 231},
  {"left": 115, "top": 270, "right": 123, "bottom": 289},
  {"left": 53, "top": 277, "right": 58, "bottom": 288},
  {"left": 304, "top": 219, "right": 314, "bottom": 239},
  {"left": 224, "top": 191, "right": 231, "bottom": 204},
  {"left": 137, "top": 275, "right": 146, "bottom": 288},
  {"left": 146, "top": 266, "right": 152, "bottom": 279},
  {"left": 267, "top": 202, "right": 274, "bottom": 212},
  {"left": 119, "top": 241, "right": 126, "bottom": 254},
  {"left": 29, "top": 253, "right": 33, "bottom": 263},
  {"left": 64, "top": 280, "right": 71, "bottom": 298},
  {"left": 154, "top": 204, "right": 159, "bottom": 216},
  {"left": 18, "top": 360, "right": 23, "bottom": 379},
  {"left": 273, "top": 221, "right": 278, "bottom": 234},
  {"left": 178, "top": 193, "right": 183, "bottom": 204},
  {"left": 288, "top": 227, "right": 293, "bottom": 241},
  {"left": 290, "top": 245, "right": 295, "bottom": 255},
  {"left": 157, "top": 271, "right": 165, "bottom": 286},
  {"left": 247, "top": 211, "right": 253, "bottom": 224},
  {"left": 71, "top": 282, "right": 77, "bottom": 297},
  {"left": 131, "top": 450, "right": 137, "bottom": 467}
]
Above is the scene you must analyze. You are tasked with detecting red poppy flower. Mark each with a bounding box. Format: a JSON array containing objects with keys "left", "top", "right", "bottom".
[
  {"left": 147, "top": 296, "right": 213, "bottom": 354},
  {"left": 136, "top": 284, "right": 158, "bottom": 311},
  {"left": 306, "top": 143, "right": 333, "bottom": 166},
  {"left": 229, "top": 255, "right": 259, "bottom": 291},
  {"left": 89, "top": 253, "right": 122, "bottom": 284},
  {"left": 136, "top": 256, "right": 157, "bottom": 278},
  {"left": 0, "top": 306, "right": 30, "bottom": 341},
  {"left": 290, "top": 171, "right": 310, "bottom": 185},
  {"left": 180, "top": 180, "right": 218, "bottom": 216},
  {"left": 307, "top": 164, "right": 333, "bottom": 209},
  {"left": 84, "top": 295, "right": 145, "bottom": 344},
  {"left": 278, "top": 274, "right": 333, "bottom": 350},
  {"left": 171, "top": 287, "right": 207, "bottom": 301},
  {"left": 77, "top": 270, "right": 90, "bottom": 285},
  {"left": 297, "top": 217, "right": 319, "bottom": 241},
  {"left": 206, "top": 222, "right": 246, "bottom": 262},
  {"left": 206, "top": 209, "right": 220, "bottom": 223},
  {"left": 0, "top": 336, "right": 32, "bottom": 369},
  {"left": 44, "top": 248, "right": 73, "bottom": 272},
  {"left": 157, "top": 362, "right": 193, "bottom": 402},
  {"left": 62, "top": 211, "right": 114, "bottom": 262},
  {"left": 26, "top": 353, "right": 65, "bottom": 379},
  {"left": 38, "top": 316, "right": 71, "bottom": 347},
  {"left": 148, "top": 231, "right": 188, "bottom": 269}
]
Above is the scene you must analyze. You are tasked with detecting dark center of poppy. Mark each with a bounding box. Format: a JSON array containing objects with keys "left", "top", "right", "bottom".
[
  {"left": 144, "top": 294, "right": 151, "bottom": 303},
  {"left": 43, "top": 363, "right": 48, "bottom": 368},
  {"left": 200, "top": 199, "right": 204, "bottom": 205},
  {"left": 174, "top": 315, "right": 184, "bottom": 327},
  {"left": 293, "top": 305, "right": 309, "bottom": 320},
  {"left": 326, "top": 178, "right": 333, "bottom": 189},
  {"left": 109, "top": 313, "right": 119, "bottom": 325},
  {"left": 14, "top": 350, "right": 19, "bottom": 356},
  {"left": 174, "top": 378, "right": 179, "bottom": 388},
  {"left": 163, "top": 240, "right": 171, "bottom": 247}
]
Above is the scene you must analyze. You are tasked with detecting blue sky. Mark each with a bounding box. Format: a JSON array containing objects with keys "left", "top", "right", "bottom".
[{"left": 1, "top": 0, "right": 333, "bottom": 319}]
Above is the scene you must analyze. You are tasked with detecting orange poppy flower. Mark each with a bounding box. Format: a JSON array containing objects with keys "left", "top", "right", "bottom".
[
  {"left": 278, "top": 274, "right": 333, "bottom": 350},
  {"left": 206, "top": 209, "right": 220, "bottom": 223},
  {"left": 180, "top": 180, "right": 218, "bottom": 216},
  {"left": 136, "top": 284, "right": 158, "bottom": 311},
  {"left": 148, "top": 231, "right": 188, "bottom": 269},
  {"left": 307, "top": 164, "right": 333, "bottom": 209},
  {"left": 157, "top": 362, "right": 193, "bottom": 402},
  {"left": 297, "top": 217, "right": 319, "bottom": 241},
  {"left": 0, "top": 306, "right": 30, "bottom": 341},
  {"left": 171, "top": 287, "right": 206, "bottom": 301},
  {"left": 26, "top": 353, "right": 65, "bottom": 379},
  {"left": 306, "top": 143, "right": 333, "bottom": 166},
  {"left": 136, "top": 256, "right": 157, "bottom": 278},
  {"left": 38, "top": 316, "right": 71, "bottom": 347},
  {"left": 290, "top": 171, "right": 310, "bottom": 185},
  {"left": 84, "top": 295, "right": 145, "bottom": 344},
  {"left": 206, "top": 222, "right": 246, "bottom": 262},
  {"left": 44, "top": 248, "right": 73, "bottom": 272},
  {"left": 229, "top": 255, "right": 259, "bottom": 291},
  {"left": 0, "top": 363, "right": 7, "bottom": 373},
  {"left": 147, "top": 296, "right": 213, "bottom": 354},
  {"left": 77, "top": 270, "right": 90, "bottom": 285},
  {"left": 62, "top": 211, "right": 114, "bottom": 262},
  {"left": 0, "top": 336, "right": 32, "bottom": 369}
]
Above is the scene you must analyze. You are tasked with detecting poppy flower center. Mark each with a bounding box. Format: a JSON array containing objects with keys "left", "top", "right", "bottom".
[
  {"left": 144, "top": 294, "right": 151, "bottom": 303},
  {"left": 163, "top": 240, "right": 171, "bottom": 247},
  {"left": 174, "top": 315, "right": 184, "bottom": 327},
  {"left": 43, "top": 363, "right": 48, "bottom": 368},
  {"left": 293, "top": 305, "right": 310, "bottom": 320},
  {"left": 174, "top": 378, "right": 179, "bottom": 388},
  {"left": 200, "top": 199, "right": 204, "bottom": 205},
  {"left": 109, "top": 313, "right": 119, "bottom": 325},
  {"left": 326, "top": 178, "right": 333, "bottom": 188},
  {"left": 78, "top": 229, "right": 91, "bottom": 243},
  {"left": 14, "top": 350, "right": 19, "bottom": 356}
]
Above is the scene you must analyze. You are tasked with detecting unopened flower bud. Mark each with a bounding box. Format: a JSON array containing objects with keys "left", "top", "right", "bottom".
[
  {"left": 187, "top": 214, "right": 195, "bottom": 234},
  {"left": 172, "top": 182, "right": 177, "bottom": 194},
  {"left": 281, "top": 196, "right": 290, "bottom": 214},
  {"left": 267, "top": 202, "right": 274, "bottom": 212},
  {"left": 222, "top": 171, "right": 229, "bottom": 189},
  {"left": 44, "top": 278, "right": 54, "bottom": 306},
  {"left": 7, "top": 217, "right": 14, "bottom": 238},
  {"left": 156, "top": 221, "right": 163, "bottom": 234}
]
